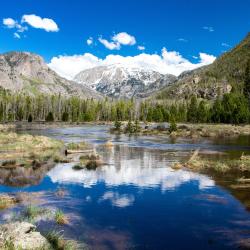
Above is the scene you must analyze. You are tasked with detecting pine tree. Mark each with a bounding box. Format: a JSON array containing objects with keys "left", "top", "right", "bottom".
[
  {"left": 114, "top": 119, "right": 122, "bottom": 131},
  {"left": 187, "top": 96, "right": 198, "bottom": 122},
  {"left": 134, "top": 119, "right": 141, "bottom": 133},
  {"left": 46, "top": 112, "right": 54, "bottom": 122},
  {"left": 28, "top": 114, "right": 33, "bottom": 123},
  {"left": 62, "top": 111, "right": 69, "bottom": 122},
  {"left": 243, "top": 59, "right": 250, "bottom": 106},
  {"left": 169, "top": 118, "right": 177, "bottom": 133}
]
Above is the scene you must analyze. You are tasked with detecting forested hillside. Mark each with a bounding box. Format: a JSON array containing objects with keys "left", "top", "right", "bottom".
[{"left": 156, "top": 32, "right": 250, "bottom": 100}]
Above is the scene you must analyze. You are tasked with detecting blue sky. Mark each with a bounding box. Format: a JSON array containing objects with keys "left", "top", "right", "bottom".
[{"left": 1, "top": 0, "right": 250, "bottom": 78}]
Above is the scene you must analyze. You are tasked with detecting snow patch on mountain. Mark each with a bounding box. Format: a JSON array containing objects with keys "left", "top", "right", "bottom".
[{"left": 74, "top": 64, "right": 177, "bottom": 98}]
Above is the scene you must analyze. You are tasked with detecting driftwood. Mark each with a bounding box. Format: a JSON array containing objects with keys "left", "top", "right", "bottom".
[{"left": 65, "top": 149, "right": 94, "bottom": 155}]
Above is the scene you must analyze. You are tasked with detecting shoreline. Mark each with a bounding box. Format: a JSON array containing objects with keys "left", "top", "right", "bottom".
[{"left": 1, "top": 121, "right": 250, "bottom": 139}]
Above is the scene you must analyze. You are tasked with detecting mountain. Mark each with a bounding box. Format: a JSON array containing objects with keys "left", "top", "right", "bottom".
[
  {"left": 0, "top": 51, "right": 102, "bottom": 99},
  {"left": 156, "top": 32, "right": 250, "bottom": 100},
  {"left": 74, "top": 65, "right": 177, "bottom": 99}
]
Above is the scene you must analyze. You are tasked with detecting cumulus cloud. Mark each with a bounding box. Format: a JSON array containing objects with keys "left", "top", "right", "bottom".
[
  {"left": 3, "top": 18, "right": 17, "bottom": 28},
  {"left": 86, "top": 37, "right": 93, "bottom": 45},
  {"left": 13, "top": 32, "right": 20, "bottom": 39},
  {"left": 49, "top": 53, "right": 101, "bottom": 79},
  {"left": 98, "top": 37, "right": 120, "bottom": 50},
  {"left": 137, "top": 45, "right": 145, "bottom": 51},
  {"left": 21, "top": 14, "right": 59, "bottom": 32},
  {"left": 203, "top": 26, "right": 214, "bottom": 32},
  {"left": 49, "top": 48, "right": 216, "bottom": 79},
  {"left": 98, "top": 32, "right": 136, "bottom": 50},
  {"left": 112, "top": 32, "right": 136, "bottom": 45}
]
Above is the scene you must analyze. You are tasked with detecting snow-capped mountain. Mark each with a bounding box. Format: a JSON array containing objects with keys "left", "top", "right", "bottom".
[{"left": 74, "top": 64, "right": 177, "bottom": 98}]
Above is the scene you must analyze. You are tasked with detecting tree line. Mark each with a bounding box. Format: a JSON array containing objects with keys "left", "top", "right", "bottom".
[{"left": 0, "top": 59, "right": 249, "bottom": 124}]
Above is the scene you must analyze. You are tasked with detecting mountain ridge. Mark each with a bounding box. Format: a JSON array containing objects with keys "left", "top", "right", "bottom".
[
  {"left": 0, "top": 51, "right": 103, "bottom": 99},
  {"left": 74, "top": 64, "right": 177, "bottom": 99}
]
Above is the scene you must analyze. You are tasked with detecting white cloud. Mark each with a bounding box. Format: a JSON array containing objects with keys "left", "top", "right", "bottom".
[
  {"left": 48, "top": 158, "right": 215, "bottom": 191},
  {"left": 203, "top": 26, "right": 214, "bottom": 32},
  {"left": 112, "top": 32, "right": 136, "bottom": 45},
  {"left": 13, "top": 32, "right": 20, "bottom": 39},
  {"left": 221, "top": 42, "right": 231, "bottom": 48},
  {"left": 16, "top": 24, "right": 27, "bottom": 33},
  {"left": 98, "top": 37, "right": 120, "bottom": 50},
  {"left": 178, "top": 38, "right": 188, "bottom": 42},
  {"left": 86, "top": 37, "right": 93, "bottom": 45},
  {"left": 48, "top": 53, "right": 101, "bottom": 79},
  {"left": 48, "top": 48, "right": 216, "bottom": 79},
  {"left": 21, "top": 14, "right": 59, "bottom": 32},
  {"left": 98, "top": 32, "right": 136, "bottom": 50},
  {"left": 3, "top": 18, "right": 17, "bottom": 28},
  {"left": 3, "top": 17, "right": 27, "bottom": 38},
  {"left": 137, "top": 45, "right": 145, "bottom": 51},
  {"left": 99, "top": 191, "right": 135, "bottom": 208}
]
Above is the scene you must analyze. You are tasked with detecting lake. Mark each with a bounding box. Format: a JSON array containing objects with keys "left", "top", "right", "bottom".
[{"left": 0, "top": 125, "right": 250, "bottom": 250}]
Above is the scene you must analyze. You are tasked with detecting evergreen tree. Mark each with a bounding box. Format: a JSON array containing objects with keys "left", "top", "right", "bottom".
[
  {"left": 187, "top": 96, "right": 198, "bottom": 122},
  {"left": 46, "top": 112, "right": 54, "bottom": 122},
  {"left": 134, "top": 119, "right": 141, "bottom": 133},
  {"left": 125, "top": 119, "right": 134, "bottom": 133},
  {"left": 169, "top": 118, "right": 177, "bottom": 133},
  {"left": 114, "top": 120, "right": 122, "bottom": 131},
  {"left": 197, "top": 100, "right": 208, "bottom": 123},
  {"left": 28, "top": 114, "right": 33, "bottom": 123},
  {"left": 62, "top": 111, "right": 69, "bottom": 122},
  {"left": 243, "top": 59, "right": 250, "bottom": 106}
]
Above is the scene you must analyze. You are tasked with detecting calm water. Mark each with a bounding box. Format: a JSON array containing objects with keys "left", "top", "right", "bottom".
[{"left": 1, "top": 125, "right": 250, "bottom": 250}]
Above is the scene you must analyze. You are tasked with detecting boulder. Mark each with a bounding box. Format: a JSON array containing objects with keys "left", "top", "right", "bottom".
[{"left": 0, "top": 222, "right": 50, "bottom": 249}]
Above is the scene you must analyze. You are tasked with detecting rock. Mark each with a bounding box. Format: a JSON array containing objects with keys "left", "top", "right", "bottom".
[
  {"left": 0, "top": 51, "right": 102, "bottom": 99},
  {"left": 0, "top": 222, "right": 51, "bottom": 249}
]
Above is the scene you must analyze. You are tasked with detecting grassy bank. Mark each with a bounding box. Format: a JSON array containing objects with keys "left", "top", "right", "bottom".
[
  {"left": 0, "top": 132, "right": 65, "bottom": 169},
  {"left": 172, "top": 149, "right": 250, "bottom": 174},
  {"left": 111, "top": 121, "right": 250, "bottom": 138},
  {"left": 171, "top": 123, "right": 250, "bottom": 138}
]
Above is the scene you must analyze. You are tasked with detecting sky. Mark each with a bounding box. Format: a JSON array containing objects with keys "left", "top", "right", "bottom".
[{"left": 1, "top": 0, "right": 250, "bottom": 79}]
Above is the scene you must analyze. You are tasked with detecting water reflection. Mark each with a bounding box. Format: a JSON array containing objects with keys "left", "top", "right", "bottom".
[{"left": 48, "top": 145, "right": 214, "bottom": 191}]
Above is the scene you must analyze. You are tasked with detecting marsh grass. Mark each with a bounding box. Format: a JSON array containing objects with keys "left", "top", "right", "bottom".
[
  {"left": 174, "top": 124, "right": 250, "bottom": 138},
  {"left": 55, "top": 210, "right": 69, "bottom": 225},
  {"left": 0, "top": 132, "right": 64, "bottom": 169},
  {"left": 184, "top": 151, "right": 250, "bottom": 173},
  {"left": 67, "top": 142, "right": 87, "bottom": 151},
  {"left": 23, "top": 205, "right": 49, "bottom": 221},
  {"left": 72, "top": 154, "right": 102, "bottom": 171},
  {"left": 85, "top": 160, "right": 102, "bottom": 170},
  {"left": 0, "top": 195, "right": 17, "bottom": 210},
  {"left": 46, "top": 231, "right": 78, "bottom": 250},
  {"left": 72, "top": 164, "right": 84, "bottom": 170}
]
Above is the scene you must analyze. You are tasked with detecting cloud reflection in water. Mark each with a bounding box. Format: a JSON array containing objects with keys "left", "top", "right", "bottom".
[{"left": 47, "top": 146, "right": 214, "bottom": 191}]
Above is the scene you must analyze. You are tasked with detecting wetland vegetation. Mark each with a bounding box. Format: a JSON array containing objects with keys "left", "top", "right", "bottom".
[{"left": 0, "top": 124, "right": 250, "bottom": 249}]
